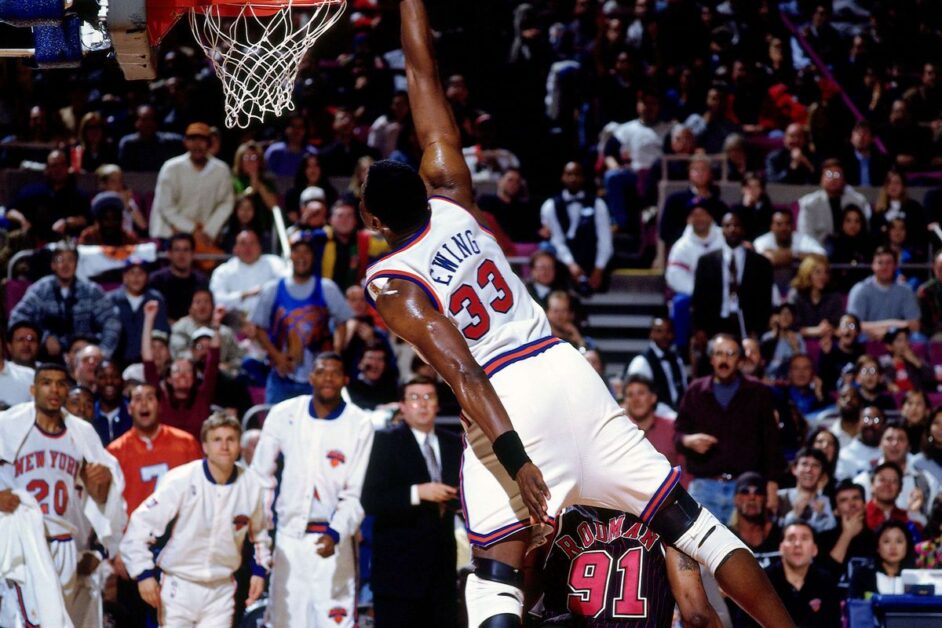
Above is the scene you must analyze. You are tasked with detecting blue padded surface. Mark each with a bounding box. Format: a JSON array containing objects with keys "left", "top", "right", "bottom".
[
  {"left": 0, "top": 0, "right": 63, "bottom": 25},
  {"left": 33, "top": 13, "right": 82, "bottom": 68}
]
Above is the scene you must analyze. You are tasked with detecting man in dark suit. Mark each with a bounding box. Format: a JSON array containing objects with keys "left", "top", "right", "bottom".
[
  {"left": 692, "top": 212, "right": 774, "bottom": 339},
  {"left": 765, "top": 123, "right": 816, "bottom": 184},
  {"left": 362, "top": 376, "right": 462, "bottom": 628},
  {"left": 841, "top": 120, "right": 890, "bottom": 187}
]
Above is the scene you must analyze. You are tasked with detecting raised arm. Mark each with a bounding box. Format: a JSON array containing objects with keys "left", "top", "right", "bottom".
[
  {"left": 375, "top": 278, "right": 549, "bottom": 522},
  {"left": 400, "top": 0, "right": 478, "bottom": 214}
]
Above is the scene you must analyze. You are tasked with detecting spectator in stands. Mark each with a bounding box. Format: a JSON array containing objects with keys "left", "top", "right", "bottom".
[
  {"left": 729, "top": 471, "right": 782, "bottom": 554},
  {"left": 900, "top": 390, "right": 931, "bottom": 455},
  {"left": 94, "top": 164, "right": 148, "bottom": 238},
  {"left": 665, "top": 204, "right": 723, "bottom": 296},
  {"left": 117, "top": 104, "right": 184, "bottom": 172},
  {"left": 739, "top": 337, "right": 767, "bottom": 381},
  {"left": 851, "top": 519, "right": 917, "bottom": 597},
  {"left": 624, "top": 318, "right": 687, "bottom": 411},
  {"left": 368, "top": 91, "right": 410, "bottom": 158},
  {"left": 320, "top": 109, "right": 380, "bottom": 177},
  {"left": 687, "top": 85, "right": 740, "bottom": 154},
  {"left": 722, "top": 133, "right": 752, "bottom": 183},
  {"left": 764, "top": 521, "right": 842, "bottom": 627},
  {"left": 729, "top": 174, "right": 773, "bottom": 243},
  {"left": 856, "top": 355, "right": 897, "bottom": 412},
  {"left": 231, "top": 141, "right": 279, "bottom": 217},
  {"left": 546, "top": 290, "right": 594, "bottom": 351},
  {"left": 524, "top": 250, "right": 565, "bottom": 310},
  {"left": 79, "top": 191, "right": 139, "bottom": 246},
  {"left": 71, "top": 111, "right": 115, "bottom": 173},
  {"left": 761, "top": 304, "right": 807, "bottom": 379},
  {"left": 775, "top": 353, "right": 827, "bottom": 419},
  {"left": 643, "top": 124, "right": 696, "bottom": 204},
  {"left": 829, "top": 384, "right": 864, "bottom": 449},
  {"left": 674, "top": 334, "right": 784, "bottom": 524},
  {"left": 879, "top": 327, "right": 935, "bottom": 393},
  {"left": 148, "top": 233, "right": 209, "bottom": 324},
  {"left": 462, "top": 114, "right": 521, "bottom": 186},
  {"left": 917, "top": 250, "right": 942, "bottom": 338},
  {"left": 251, "top": 230, "right": 350, "bottom": 404},
  {"left": 6, "top": 321, "right": 40, "bottom": 369},
  {"left": 789, "top": 255, "right": 843, "bottom": 337},
  {"left": 170, "top": 289, "right": 243, "bottom": 376},
  {"left": 145, "top": 330, "right": 172, "bottom": 381},
  {"left": 142, "top": 300, "right": 220, "bottom": 440},
  {"left": 284, "top": 154, "right": 338, "bottom": 222},
  {"left": 108, "top": 258, "right": 170, "bottom": 366},
  {"left": 0, "top": 332, "right": 33, "bottom": 408},
  {"left": 659, "top": 155, "right": 728, "bottom": 249},
  {"left": 66, "top": 385, "right": 94, "bottom": 421},
  {"left": 10, "top": 243, "right": 120, "bottom": 360},
  {"left": 913, "top": 409, "right": 942, "bottom": 487},
  {"left": 903, "top": 62, "right": 942, "bottom": 127},
  {"left": 149, "top": 122, "right": 234, "bottom": 245},
  {"left": 347, "top": 342, "right": 398, "bottom": 411},
  {"left": 321, "top": 199, "right": 388, "bottom": 291},
  {"left": 818, "top": 479, "right": 877, "bottom": 577},
  {"left": 218, "top": 192, "right": 272, "bottom": 254},
  {"left": 808, "top": 428, "right": 840, "bottom": 491},
  {"left": 818, "top": 314, "right": 864, "bottom": 393},
  {"left": 210, "top": 229, "right": 287, "bottom": 318},
  {"left": 765, "top": 123, "right": 816, "bottom": 184},
  {"left": 776, "top": 448, "right": 836, "bottom": 533},
  {"left": 409, "top": 356, "right": 460, "bottom": 417},
  {"left": 91, "top": 360, "right": 130, "bottom": 446},
  {"left": 854, "top": 423, "right": 935, "bottom": 527},
  {"left": 287, "top": 187, "right": 330, "bottom": 238},
  {"left": 797, "top": 159, "right": 872, "bottom": 245},
  {"left": 6, "top": 149, "right": 90, "bottom": 244},
  {"left": 843, "top": 120, "right": 890, "bottom": 187},
  {"left": 264, "top": 113, "right": 317, "bottom": 178},
  {"left": 692, "top": 212, "right": 774, "bottom": 339},
  {"left": 540, "top": 161, "right": 613, "bottom": 293},
  {"left": 865, "top": 462, "right": 923, "bottom": 534},
  {"left": 882, "top": 99, "right": 931, "bottom": 171},
  {"left": 622, "top": 374, "right": 682, "bottom": 470},
  {"left": 847, "top": 247, "right": 921, "bottom": 338},
  {"left": 826, "top": 205, "right": 875, "bottom": 292},
  {"left": 339, "top": 313, "right": 397, "bottom": 382},
  {"left": 68, "top": 338, "right": 98, "bottom": 386},
  {"left": 476, "top": 168, "right": 539, "bottom": 244},
  {"left": 755, "top": 209, "right": 826, "bottom": 297},
  {"left": 837, "top": 406, "right": 888, "bottom": 480}
]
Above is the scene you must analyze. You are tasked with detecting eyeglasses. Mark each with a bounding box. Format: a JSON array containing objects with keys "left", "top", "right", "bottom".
[
  {"left": 861, "top": 414, "right": 883, "bottom": 425},
  {"left": 406, "top": 392, "right": 437, "bottom": 403},
  {"left": 712, "top": 349, "right": 740, "bottom": 358},
  {"left": 839, "top": 321, "right": 857, "bottom": 330},
  {"left": 859, "top": 367, "right": 878, "bottom": 376},
  {"left": 13, "top": 334, "right": 36, "bottom": 342},
  {"left": 824, "top": 169, "right": 843, "bottom": 179}
]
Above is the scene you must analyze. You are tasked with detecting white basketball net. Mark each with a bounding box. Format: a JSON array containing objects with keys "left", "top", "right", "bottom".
[{"left": 189, "top": 0, "right": 346, "bottom": 128}]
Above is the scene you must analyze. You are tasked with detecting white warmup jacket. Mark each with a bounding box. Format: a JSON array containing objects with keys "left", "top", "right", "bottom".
[
  {"left": 120, "top": 459, "right": 271, "bottom": 583},
  {"left": 251, "top": 398, "right": 374, "bottom": 541},
  {"left": 665, "top": 223, "right": 723, "bottom": 295}
]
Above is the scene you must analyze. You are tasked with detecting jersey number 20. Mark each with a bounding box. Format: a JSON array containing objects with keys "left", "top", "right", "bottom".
[
  {"left": 26, "top": 479, "right": 69, "bottom": 516},
  {"left": 567, "top": 547, "right": 647, "bottom": 619},
  {"left": 448, "top": 259, "right": 514, "bottom": 340}
]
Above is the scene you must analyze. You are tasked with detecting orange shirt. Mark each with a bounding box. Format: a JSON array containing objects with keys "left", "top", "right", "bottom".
[{"left": 107, "top": 424, "right": 203, "bottom": 515}]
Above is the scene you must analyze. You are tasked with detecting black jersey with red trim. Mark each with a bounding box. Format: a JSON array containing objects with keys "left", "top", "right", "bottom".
[{"left": 539, "top": 506, "right": 674, "bottom": 627}]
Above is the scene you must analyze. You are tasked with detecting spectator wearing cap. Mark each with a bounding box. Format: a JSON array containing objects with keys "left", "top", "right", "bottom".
[
  {"left": 0, "top": 331, "right": 33, "bottom": 408},
  {"left": 729, "top": 472, "right": 782, "bottom": 554},
  {"left": 149, "top": 121, "right": 234, "bottom": 245},
  {"left": 5, "top": 321, "right": 40, "bottom": 370},
  {"left": 776, "top": 448, "right": 837, "bottom": 533},
  {"left": 78, "top": 191, "right": 139, "bottom": 245},
  {"left": 796, "top": 159, "right": 872, "bottom": 246},
  {"left": 147, "top": 329, "right": 173, "bottom": 380},
  {"left": 659, "top": 156, "right": 728, "bottom": 251},
  {"left": 209, "top": 228, "right": 287, "bottom": 317},
  {"left": 149, "top": 233, "right": 209, "bottom": 324},
  {"left": 674, "top": 334, "right": 784, "bottom": 524},
  {"left": 251, "top": 230, "right": 351, "bottom": 404},
  {"left": 107, "top": 258, "right": 170, "bottom": 366},
  {"left": 9, "top": 243, "right": 121, "bottom": 360},
  {"left": 764, "top": 123, "right": 816, "bottom": 185},
  {"left": 170, "top": 288, "right": 243, "bottom": 376},
  {"left": 117, "top": 104, "right": 184, "bottom": 172},
  {"left": 847, "top": 247, "right": 921, "bottom": 339},
  {"left": 90, "top": 359, "right": 131, "bottom": 445},
  {"left": 286, "top": 186, "right": 329, "bottom": 240},
  {"left": 264, "top": 113, "right": 318, "bottom": 178}
]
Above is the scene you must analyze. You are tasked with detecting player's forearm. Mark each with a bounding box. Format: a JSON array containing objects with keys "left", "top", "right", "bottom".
[{"left": 453, "top": 370, "right": 515, "bottom": 443}]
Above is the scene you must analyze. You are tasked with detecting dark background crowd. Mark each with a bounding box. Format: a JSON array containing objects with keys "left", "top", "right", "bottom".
[{"left": 4, "top": 0, "right": 942, "bottom": 626}]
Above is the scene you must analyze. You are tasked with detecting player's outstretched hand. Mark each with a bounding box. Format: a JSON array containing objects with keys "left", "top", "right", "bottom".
[
  {"left": 0, "top": 489, "right": 20, "bottom": 513},
  {"left": 516, "top": 462, "right": 551, "bottom": 525},
  {"left": 138, "top": 577, "right": 161, "bottom": 611},
  {"left": 316, "top": 534, "right": 336, "bottom": 558},
  {"left": 246, "top": 575, "right": 266, "bottom": 606},
  {"left": 81, "top": 463, "right": 113, "bottom": 504}
]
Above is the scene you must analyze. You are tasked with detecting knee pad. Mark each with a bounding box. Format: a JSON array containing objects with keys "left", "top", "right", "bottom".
[{"left": 466, "top": 559, "right": 524, "bottom": 628}]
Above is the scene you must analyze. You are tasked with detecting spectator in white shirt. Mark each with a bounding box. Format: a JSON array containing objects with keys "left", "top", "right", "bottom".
[
  {"left": 754, "top": 209, "right": 826, "bottom": 297},
  {"left": 796, "top": 159, "right": 871, "bottom": 245},
  {"left": 0, "top": 345, "right": 33, "bottom": 409},
  {"left": 666, "top": 205, "right": 723, "bottom": 296},
  {"left": 209, "top": 229, "right": 287, "bottom": 317}
]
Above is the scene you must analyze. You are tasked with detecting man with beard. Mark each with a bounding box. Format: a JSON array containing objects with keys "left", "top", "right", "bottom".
[
  {"left": 729, "top": 472, "right": 782, "bottom": 554},
  {"left": 836, "top": 406, "right": 887, "bottom": 480},
  {"left": 251, "top": 230, "right": 351, "bottom": 404},
  {"left": 674, "top": 334, "right": 784, "bottom": 524},
  {"left": 90, "top": 360, "right": 131, "bottom": 446},
  {"left": 828, "top": 384, "right": 863, "bottom": 448}
]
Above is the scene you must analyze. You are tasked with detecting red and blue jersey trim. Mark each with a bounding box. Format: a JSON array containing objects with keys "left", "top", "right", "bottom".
[
  {"left": 365, "top": 220, "right": 431, "bottom": 273},
  {"left": 305, "top": 521, "right": 330, "bottom": 535},
  {"left": 47, "top": 534, "right": 73, "bottom": 543},
  {"left": 364, "top": 270, "right": 444, "bottom": 312},
  {"left": 639, "top": 466, "right": 682, "bottom": 524},
  {"left": 428, "top": 194, "right": 497, "bottom": 238},
  {"left": 481, "top": 336, "right": 563, "bottom": 377},
  {"left": 14, "top": 583, "right": 39, "bottom": 628}
]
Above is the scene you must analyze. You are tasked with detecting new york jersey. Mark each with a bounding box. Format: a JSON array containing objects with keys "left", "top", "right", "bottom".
[
  {"left": 540, "top": 506, "right": 675, "bottom": 628},
  {"left": 365, "top": 196, "right": 554, "bottom": 373}
]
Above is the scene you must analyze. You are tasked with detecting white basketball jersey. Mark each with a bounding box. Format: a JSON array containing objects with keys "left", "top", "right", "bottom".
[
  {"left": 365, "top": 196, "right": 557, "bottom": 375},
  {"left": 11, "top": 425, "right": 84, "bottom": 537}
]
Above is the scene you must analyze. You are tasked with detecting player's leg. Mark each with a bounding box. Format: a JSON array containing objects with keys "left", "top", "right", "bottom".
[
  {"left": 314, "top": 536, "right": 356, "bottom": 628},
  {"left": 193, "top": 578, "right": 237, "bottom": 628},
  {"left": 269, "top": 536, "right": 317, "bottom": 627},
  {"left": 159, "top": 573, "right": 200, "bottom": 627},
  {"left": 49, "top": 537, "right": 82, "bottom": 624},
  {"left": 467, "top": 531, "right": 528, "bottom": 628}
]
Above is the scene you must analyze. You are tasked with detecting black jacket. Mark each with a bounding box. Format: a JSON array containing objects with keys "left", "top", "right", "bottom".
[{"left": 691, "top": 248, "right": 773, "bottom": 337}]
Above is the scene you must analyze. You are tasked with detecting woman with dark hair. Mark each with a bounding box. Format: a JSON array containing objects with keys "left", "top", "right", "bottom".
[
  {"left": 807, "top": 427, "right": 840, "bottom": 497},
  {"left": 872, "top": 170, "right": 928, "bottom": 252},
  {"left": 901, "top": 390, "right": 932, "bottom": 454},
  {"left": 826, "top": 205, "right": 874, "bottom": 291},
  {"left": 284, "top": 154, "right": 338, "bottom": 222},
  {"left": 218, "top": 192, "right": 271, "bottom": 253},
  {"left": 913, "top": 408, "right": 942, "bottom": 487},
  {"left": 850, "top": 520, "right": 917, "bottom": 596}
]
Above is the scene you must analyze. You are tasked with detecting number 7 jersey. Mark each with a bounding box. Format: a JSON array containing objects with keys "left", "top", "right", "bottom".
[{"left": 365, "top": 196, "right": 555, "bottom": 373}]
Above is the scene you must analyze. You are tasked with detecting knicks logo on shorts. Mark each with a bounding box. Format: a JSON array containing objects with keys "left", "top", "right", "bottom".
[
  {"left": 328, "top": 607, "right": 347, "bottom": 623},
  {"left": 326, "top": 450, "right": 346, "bottom": 467},
  {"left": 232, "top": 514, "right": 250, "bottom": 531}
]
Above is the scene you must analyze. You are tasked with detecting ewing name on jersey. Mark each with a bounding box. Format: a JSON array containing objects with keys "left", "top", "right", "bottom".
[{"left": 365, "top": 196, "right": 557, "bottom": 375}]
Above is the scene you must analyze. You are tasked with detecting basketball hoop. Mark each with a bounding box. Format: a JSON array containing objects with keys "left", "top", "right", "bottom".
[{"left": 150, "top": 0, "right": 346, "bottom": 128}]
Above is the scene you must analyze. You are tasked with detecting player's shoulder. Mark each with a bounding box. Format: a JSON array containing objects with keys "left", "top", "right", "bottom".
[
  {"left": 163, "top": 459, "right": 203, "bottom": 485},
  {"left": 339, "top": 400, "right": 373, "bottom": 424},
  {"left": 265, "top": 394, "right": 310, "bottom": 425}
]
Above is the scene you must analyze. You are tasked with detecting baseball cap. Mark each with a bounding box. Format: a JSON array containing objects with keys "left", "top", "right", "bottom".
[
  {"left": 151, "top": 329, "right": 169, "bottom": 344},
  {"left": 734, "top": 471, "right": 766, "bottom": 495},
  {"left": 185, "top": 122, "right": 211, "bottom": 138},
  {"left": 289, "top": 229, "right": 321, "bottom": 251},
  {"left": 191, "top": 327, "right": 215, "bottom": 343},
  {"left": 123, "top": 256, "right": 147, "bottom": 272},
  {"left": 299, "top": 186, "right": 326, "bottom": 205},
  {"left": 122, "top": 363, "right": 144, "bottom": 385},
  {"left": 90, "top": 191, "right": 125, "bottom": 219}
]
